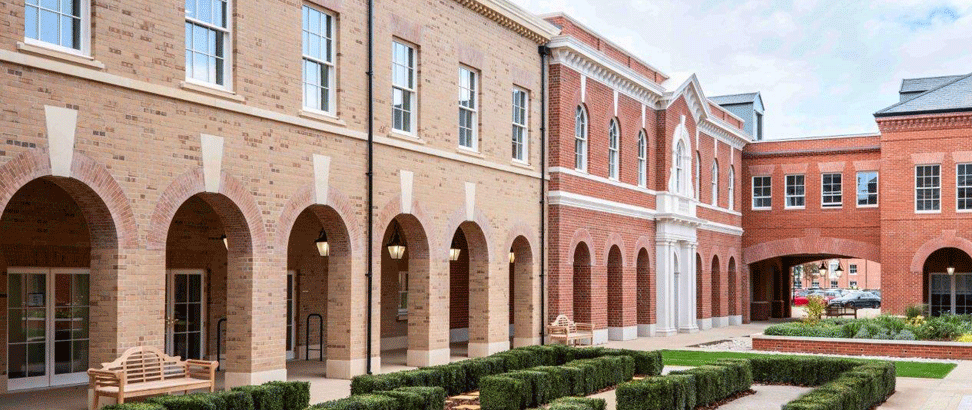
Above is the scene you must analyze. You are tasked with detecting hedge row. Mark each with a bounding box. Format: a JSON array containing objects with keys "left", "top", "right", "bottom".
[
  {"left": 101, "top": 381, "right": 309, "bottom": 410},
  {"left": 782, "top": 362, "right": 896, "bottom": 410},
  {"left": 479, "top": 355, "right": 635, "bottom": 410},
  {"left": 308, "top": 386, "right": 446, "bottom": 410},
  {"left": 749, "top": 355, "right": 866, "bottom": 386},
  {"left": 349, "top": 345, "right": 662, "bottom": 396},
  {"left": 615, "top": 359, "right": 753, "bottom": 410},
  {"left": 548, "top": 397, "right": 607, "bottom": 410}
]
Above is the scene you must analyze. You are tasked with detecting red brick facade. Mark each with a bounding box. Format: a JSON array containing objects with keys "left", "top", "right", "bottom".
[{"left": 753, "top": 334, "right": 972, "bottom": 361}]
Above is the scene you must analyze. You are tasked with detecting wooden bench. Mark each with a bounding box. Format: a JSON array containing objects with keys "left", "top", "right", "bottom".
[
  {"left": 547, "top": 314, "right": 595, "bottom": 346},
  {"left": 826, "top": 304, "right": 858, "bottom": 319},
  {"left": 87, "top": 346, "right": 218, "bottom": 409}
]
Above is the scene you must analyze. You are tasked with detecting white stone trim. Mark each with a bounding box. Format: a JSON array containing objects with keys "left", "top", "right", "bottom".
[
  {"left": 44, "top": 105, "right": 78, "bottom": 178},
  {"left": 326, "top": 358, "right": 374, "bottom": 379},
  {"left": 697, "top": 318, "right": 713, "bottom": 331},
  {"left": 224, "top": 369, "right": 287, "bottom": 389},
  {"left": 201, "top": 134, "right": 224, "bottom": 193},
  {"left": 468, "top": 341, "right": 509, "bottom": 357},
  {"left": 400, "top": 170, "right": 414, "bottom": 214},
  {"left": 592, "top": 328, "right": 609, "bottom": 345},
  {"left": 549, "top": 166, "right": 659, "bottom": 195},
  {"left": 313, "top": 154, "right": 331, "bottom": 205},
  {"left": 712, "top": 316, "right": 730, "bottom": 328},
  {"left": 729, "top": 315, "right": 743, "bottom": 326},
  {"left": 608, "top": 326, "right": 638, "bottom": 341},
  {"left": 637, "top": 324, "right": 656, "bottom": 337},
  {"left": 513, "top": 337, "right": 540, "bottom": 347},
  {"left": 697, "top": 201, "right": 742, "bottom": 216},
  {"left": 465, "top": 182, "right": 476, "bottom": 221},
  {"left": 752, "top": 332, "right": 972, "bottom": 347},
  {"left": 547, "top": 37, "right": 663, "bottom": 108},
  {"left": 407, "top": 348, "right": 450, "bottom": 367}
]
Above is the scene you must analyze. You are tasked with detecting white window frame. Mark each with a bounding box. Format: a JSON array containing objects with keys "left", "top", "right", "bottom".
[
  {"left": 728, "top": 166, "right": 735, "bottom": 210},
  {"left": 915, "top": 164, "right": 941, "bottom": 213},
  {"left": 752, "top": 176, "right": 772, "bottom": 210},
  {"left": 458, "top": 66, "right": 479, "bottom": 151},
  {"left": 24, "top": 0, "right": 91, "bottom": 56},
  {"left": 695, "top": 151, "right": 701, "bottom": 199},
  {"left": 711, "top": 160, "right": 719, "bottom": 206},
  {"left": 574, "top": 106, "right": 588, "bottom": 172},
  {"left": 821, "top": 173, "right": 842, "bottom": 208},
  {"left": 676, "top": 142, "right": 686, "bottom": 193},
  {"left": 637, "top": 130, "right": 647, "bottom": 187},
  {"left": 830, "top": 280, "right": 839, "bottom": 289},
  {"left": 958, "top": 163, "right": 972, "bottom": 212},
  {"left": 301, "top": 4, "right": 336, "bottom": 115},
  {"left": 785, "top": 174, "right": 806, "bottom": 209},
  {"left": 511, "top": 87, "right": 529, "bottom": 163},
  {"left": 608, "top": 118, "right": 620, "bottom": 180},
  {"left": 185, "top": 0, "right": 232, "bottom": 89},
  {"left": 391, "top": 40, "right": 417, "bottom": 135},
  {"left": 850, "top": 264, "right": 858, "bottom": 275},
  {"left": 850, "top": 280, "right": 858, "bottom": 288},
  {"left": 856, "top": 171, "right": 879, "bottom": 208}
]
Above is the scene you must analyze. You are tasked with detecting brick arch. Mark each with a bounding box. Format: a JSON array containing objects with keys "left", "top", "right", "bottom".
[
  {"left": 728, "top": 256, "right": 739, "bottom": 316},
  {"left": 0, "top": 148, "right": 138, "bottom": 250},
  {"left": 910, "top": 232, "right": 972, "bottom": 273},
  {"left": 742, "top": 236, "right": 880, "bottom": 265},
  {"left": 374, "top": 196, "right": 433, "bottom": 257},
  {"left": 275, "top": 184, "right": 364, "bottom": 256},
  {"left": 635, "top": 246, "right": 652, "bottom": 326},
  {"left": 603, "top": 233, "right": 626, "bottom": 267},
  {"left": 711, "top": 255, "right": 723, "bottom": 318},
  {"left": 568, "top": 228, "right": 596, "bottom": 267},
  {"left": 502, "top": 221, "right": 539, "bottom": 264},
  {"left": 631, "top": 236, "right": 653, "bottom": 265},
  {"left": 146, "top": 168, "right": 268, "bottom": 252},
  {"left": 443, "top": 206, "right": 495, "bottom": 262},
  {"left": 606, "top": 244, "right": 624, "bottom": 329}
]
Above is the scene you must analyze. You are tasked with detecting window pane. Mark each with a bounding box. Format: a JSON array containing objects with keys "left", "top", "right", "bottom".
[
  {"left": 25, "top": 6, "right": 39, "bottom": 40},
  {"left": 40, "top": 9, "right": 59, "bottom": 44}
]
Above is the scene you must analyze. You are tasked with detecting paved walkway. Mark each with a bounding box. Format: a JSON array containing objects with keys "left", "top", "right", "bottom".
[{"left": 3, "top": 322, "right": 971, "bottom": 409}]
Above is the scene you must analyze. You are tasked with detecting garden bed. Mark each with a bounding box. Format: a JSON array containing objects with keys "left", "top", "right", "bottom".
[{"left": 753, "top": 333, "right": 972, "bottom": 360}]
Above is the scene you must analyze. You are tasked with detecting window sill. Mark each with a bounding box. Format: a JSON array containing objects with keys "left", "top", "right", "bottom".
[
  {"left": 915, "top": 210, "right": 942, "bottom": 215},
  {"left": 180, "top": 81, "right": 245, "bottom": 103},
  {"left": 785, "top": 206, "right": 806, "bottom": 210},
  {"left": 821, "top": 205, "right": 843, "bottom": 210},
  {"left": 17, "top": 41, "right": 104, "bottom": 70},
  {"left": 397, "top": 314, "right": 408, "bottom": 322},
  {"left": 457, "top": 147, "right": 484, "bottom": 159},
  {"left": 299, "top": 109, "right": 346, "bottom": 127},
  {"left": 510, "top": 159, "right": 533, "bottom": 170},
  {"left": 856, "top": 204, "right": 879, "bottom": 209},
  {"left": 751, "top": 207, "right": 772, "bottom": 211},
  {"left": 387, "top": 130, "right": 426, "bottom": 145}
]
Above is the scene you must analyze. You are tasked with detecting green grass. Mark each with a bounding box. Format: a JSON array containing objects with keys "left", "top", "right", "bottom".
[{"left": 661, "top": 350, "right": 957, "bottom": 379}]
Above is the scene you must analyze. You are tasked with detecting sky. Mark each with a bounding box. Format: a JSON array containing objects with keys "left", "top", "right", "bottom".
[{"left": 509, "top": 0, "right": 972, "bottom": 140}]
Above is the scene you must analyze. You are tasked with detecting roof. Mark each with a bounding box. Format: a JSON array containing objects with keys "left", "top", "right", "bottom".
[
  {"left": 709, "top": 92, "right": 760, "bottom": 105},
  {"left": 875, "top": 72, "right": 972, "bottom": 117},
  {"left": 899, "top": 75, "right": 967, "bottom": 93}
]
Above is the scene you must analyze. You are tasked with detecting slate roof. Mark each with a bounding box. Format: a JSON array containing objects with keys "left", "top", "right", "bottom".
[
  {"left": 709, "top": 92, "right": 759, "bottom": 105},
  {"left": 900, "top": 75, "right": 966, "bottom": 93},
  {"left": 875, "top": 73, "right": 972, "bottom": 117}
]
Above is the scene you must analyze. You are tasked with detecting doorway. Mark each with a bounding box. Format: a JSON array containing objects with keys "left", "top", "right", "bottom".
[{"left": 165, "top": 269, "right": 206, "bottom": 361}]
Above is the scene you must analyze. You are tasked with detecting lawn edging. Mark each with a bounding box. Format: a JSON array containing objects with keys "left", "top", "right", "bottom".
[{"left": 753, "top": 332, "right": 972, "bottom": 360}]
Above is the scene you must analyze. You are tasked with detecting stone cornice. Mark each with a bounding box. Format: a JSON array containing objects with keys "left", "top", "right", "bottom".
[
  {"left": 876, "top": 112, "right": 972, "bottom": 133},
  {"left": 743, "top": 145, "right": 881, "bottom": 159},
  {"left": 456, "top": 0, "right": 560, "bottom": 44},
  {"left": 548, "top": 36, "right": 664, "bottom": 107},
  {"left": 699, "top": 118, "right": 749, "bottom": 150}
]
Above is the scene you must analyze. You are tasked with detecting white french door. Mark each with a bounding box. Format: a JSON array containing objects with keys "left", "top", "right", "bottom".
[
  {"left": 165, "top": 270, "right": 206, "bottom": 361},
  {"left": 286, "top": 270, "right": 296, "bottom": 360},
  {"left": 929, "top": 273, "right": 972, "bottom": 316},
  {"left": 6, "top": 268, "right": 90, "bottom": 391}
]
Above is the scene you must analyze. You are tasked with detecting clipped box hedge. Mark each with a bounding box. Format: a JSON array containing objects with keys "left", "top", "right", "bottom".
[
  {"left": 617, "top": 359, "right": 753, "bottom": 410},
  {"left": 479, "top": 355, "right": 636, "bottom": 410},
  {"left": 749, "top": 355, "right": 865, "bottom": 386},
  {"left": 102, "top": 404, "right": 167, "bottom": 410},
  {"left": 309, "top": 386, "right": 447, "bottom": 410},
  {"left": 782, "top": 362, "right": 896, "bottom": 410},
  {"left": 233, "top": 384, "right": 285, "bottom": 410},
  {"left": 548, "top": 397, "right": 607, "bottom": 410}
]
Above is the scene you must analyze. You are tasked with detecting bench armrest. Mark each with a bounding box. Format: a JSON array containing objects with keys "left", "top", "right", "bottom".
[
  {"left": 88, "top": 369, "right": 125, "bottom": 390},
  {"left": 186, "top": 360, "right": 219, "bottom": 381}
]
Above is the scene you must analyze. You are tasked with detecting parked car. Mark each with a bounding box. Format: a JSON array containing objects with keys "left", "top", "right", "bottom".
[
  {"left": 828, "top": 291, "right": 881, "bottom": 309},
  {"left": 794, "top": 289, "right": 839, "bottom": 305}
]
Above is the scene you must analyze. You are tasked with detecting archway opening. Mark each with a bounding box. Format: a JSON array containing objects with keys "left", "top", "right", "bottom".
[
  {"left": 923, "top": 248, "right": 972, "bottom": 316},
  {"left": 448, "top": 222, "right": 489, "bottom": 359},
  {"left": 607, "top": 245, "right": 624, "bottom": 340},
  {"left": 2, "top": 178, "right": 118, "bottom": 391},
  {"left": 636, "top": 248, "right": 651, "bottom": 335},
  {"left": 509, "top": 236, "right": 534, "bottom": 347},
  {"left": 711, "top": 256, "right": 722, "bottom": 320},
  {"left": 285, "top": 205, "right": 351, "bottom": 363},
  {"left": 695, "top": 253, "right": 704, "bottom": 323},
  {"left": 728, "top": 257, "right": 738, "bottom": 317},
  {"left": 379, "top": 214, "right": 429, "bottom": 366},
  {"left": 572, "top": 243, "right": 592, "bottom": 324}
]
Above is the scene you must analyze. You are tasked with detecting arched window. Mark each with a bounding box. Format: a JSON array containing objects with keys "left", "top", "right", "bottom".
[
  {"left": 676, "top": 141, "right": 685, "bottom": 193},
  {"left": 711, "top": 160, "right": 719, "bottom": 206},
  {"left": 575, "top": 106, "right": 588, "bottom": 171},
  {"left": 608, "top": 118, "right": 620, "bottom": 179},
  {"left": 728, "top": 166, "right": 735, "bottom": 210},
  {"left": 637, "top": 130, "right": 647, "bottom": 187},
  {"left": 695, "top": 151, "right": 701, "bottom": 199}
]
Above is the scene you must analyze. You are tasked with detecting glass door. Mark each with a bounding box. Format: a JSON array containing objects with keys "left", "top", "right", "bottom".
[
  {"left": 930, "top": 273, "right": 952, "bottom": 316},
  {"left": 7, "top": 268, "right": 89, "bottom": 391},
  {"left": 954, "top": 274, "right": 972, "bottom": 315},
  {"left": 166, "top": 270, "right": 206, "bottom": 360},
  {"left": 286, "top": 271, "right": 295, "bottom": 360}
]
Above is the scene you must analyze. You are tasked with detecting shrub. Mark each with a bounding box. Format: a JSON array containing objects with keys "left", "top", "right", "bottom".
[
  {"left": 548, "top": 397, "right": 607, "bottom": 410},
  {"left": 782, "top": 361, "right": 895, "bottom": 410},
  {"left": 712, "top": 359, "right": 754, "bottom": 393},
  {"left": 372, "top": 390, "right": 424, "bottom": 410},
  {"left": 532, "top": 366, "right": 572, "bottom": 399},
  {"left": 392, "top": 386, "right": 446, "bottom": 410},
  {"left": 916, "top": 317, "right": 962, "bottom": 340},
  {"left": 956, "top": 334, "right": 972, "bottom": 342},
  {"left": 597, "top": 348, "right": 662, "bottom": 375},
  {"left": 102, "top": 404, "right": 167, "bottom": 410},
  {"left": 479, "top": 375, "right": 528, "bottom": 410},
  {"left": 668, "top": 364, "right": 746, "bottom": 406},
  {"left": 263, "top": 381, "right": 310, "bottom": 410},
  {"left": 506, "top": 370, "right": 553, "bottom": 407},
  {"left": 875, "top": 315, "right": 906, "bottom": 334},
  {"left": 840, "top": 321, "right": 864, "bottom": 338},
  {"left": 233, "top": 384, "right": 285, "bottom": 410},
  {"left": 750, "top": 356, "right": 863, "bottom": 386},
  {"left": 616, "top": 375, "right": 695, "bottom": 410},
  {"left": 804, "top": 296, "right": 826, "bottom": 325},
  {"left": 894, "top": 329, "right": 917, "bottom": 340},
  {"left": 147, "top": 394, "right": 220, "bottom": 410},
  {"left": 213, "top": 390, "right": 255, "bottom": 410},
  {"left": 307, "top": 394, "right": 398, "bottom": 410},
  {"left": 350, "top": 373, "right": 406, "bottom": 395}
]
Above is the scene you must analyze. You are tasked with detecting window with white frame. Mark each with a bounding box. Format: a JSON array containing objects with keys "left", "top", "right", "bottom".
[
  {"left": 752, "top": 176, "right": 771, "bottom": 209},
  {"left": 695, "top": 152, "right": 701, "bottom": 199},
  {"left": 916, "top": 165, "right": 941, "bottom": 212},
  {"left": 458, "top": 66, "right": 478, "bottom": 150},
  {"left": 711, "top": 160, "right": 719, "bottom": 206},
  {"left": 821, "top": 173, "right": 842, "bottom": 208},
  {"left": 676, "top": 142, "right": 686, "bottom": 193},
  {"left": 786, "top": 174, "right": 805, "bottom": 208},
  {"left": 397, "top": 270, "right": 408, "bottom": 317},
  {"left": 25, "top": 0, "right": 87, "bottom": 53},
  {"left": 728, "top": 166, "right": 735, "bottom": 210},
  {"left": 511, "top": 88, "right": 528, "bottom": 162},
  {"left": 830, "top": 280, "right": 839, "bottom": 288},
  {"left": 812, "top": 278, "right": 820, "bottom": 288},
  {"left": 856, "top": 171, "right": 878, "bottom": 206},
  {"left": 637, "top": 131, "right": 647, "bottom": 187},
  {"left": 185, "top": 0, "right": 230, "bottom": 87},
  {"left": 608, "top": 119, "right": 620, "bottom": 179},
  {"left": 850, "top": 264, "right": 858, "bottom": 275},
  {"left": 958, "top": 163, "right": 972, "bottom": 211},
  {"left": 574, "top": 106, "right": 588, "bottom": 171},
  {"left": 392, "top": 41, "right": 416, "bottom": 134},
  {"left": 302, "top": 5, "right": 335, "bottom": 114},
  {"left": 850, "top": 281, "right": 858, "bottom": 288}
]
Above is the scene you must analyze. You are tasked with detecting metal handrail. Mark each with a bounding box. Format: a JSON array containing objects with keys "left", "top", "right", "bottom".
[{"left": 306, "top": 313, "right": 324, "bottom": 361}]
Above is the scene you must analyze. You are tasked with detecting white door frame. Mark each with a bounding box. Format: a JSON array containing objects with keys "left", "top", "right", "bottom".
[
  {"left": 165, "top": 269, "right": 207, "bottom": 360},
  {"left": 6, "top": 267, "right": 90, "bottom": 391},
  {"left": 929, "top": 272, "right": 972, "bottom": 315}
]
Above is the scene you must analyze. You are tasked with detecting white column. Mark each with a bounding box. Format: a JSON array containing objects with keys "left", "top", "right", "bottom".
[
  {"left": 655, "top": 240, "right": 677, "bottom": 336},
  {"left": 679, "top": 243, "right": 700, "bottom": 333}
]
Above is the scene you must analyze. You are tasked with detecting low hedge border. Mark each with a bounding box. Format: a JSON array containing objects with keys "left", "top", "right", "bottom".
[
  {"left": 616, "top": 359, "right": 753, "bottom": 410},
  {"left": 479, "top": 355, "right": 636, "bottom": 410},
  {"left": 309, "top": 386, "right": 447, "bottom": 410},
  {"left": 782, "top": 362, "right": 896, "bottom": 410},
  {"left": 548, "top": 397, "right": 607, "bottom": 410},
  {"left": 103, "top": 381, "right": 306, "bottom": 410},
  {"left": 349, "top": 345, "right": 661, "bottom": 397}
]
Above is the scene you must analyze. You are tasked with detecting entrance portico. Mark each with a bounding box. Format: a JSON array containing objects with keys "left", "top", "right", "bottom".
[{"left": 654, "top": 192, "right": 703, "bottom": 336}]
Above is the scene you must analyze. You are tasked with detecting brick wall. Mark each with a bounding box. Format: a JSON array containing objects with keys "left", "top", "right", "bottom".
[{"left": 753, "top": 334, "right": 972, "bottom": 361}]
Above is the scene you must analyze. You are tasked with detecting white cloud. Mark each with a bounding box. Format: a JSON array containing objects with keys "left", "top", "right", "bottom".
[{"left": 514, "top": 0, "right": 971, "bottom": 139}]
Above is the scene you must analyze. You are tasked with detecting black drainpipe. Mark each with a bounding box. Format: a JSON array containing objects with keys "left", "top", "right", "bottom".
[
  {"left": 365, "top": 0, "right": 375, "bottom": 375},
  {"left": 538, "top": 44, "right": 549, "bottom": 345}
]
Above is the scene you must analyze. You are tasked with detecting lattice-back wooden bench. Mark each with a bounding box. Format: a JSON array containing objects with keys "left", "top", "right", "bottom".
[
  {"left": 87, "top": 346, "right": 218, "bottom": 408},
  {"left": 547, "top": 314, "right": 595, "bottom": 346}
]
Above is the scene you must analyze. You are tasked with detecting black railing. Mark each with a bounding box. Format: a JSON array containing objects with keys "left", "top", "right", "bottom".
[
  {"left": 306, "top": 313, "right": 324, "bottom": 361},
  {"left": 215, "top": 317, "right": 227, "bottom": 371}
]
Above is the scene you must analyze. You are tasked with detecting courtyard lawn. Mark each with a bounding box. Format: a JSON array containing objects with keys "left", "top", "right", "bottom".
[{"left": 661, "top": 349, "right": 957, "bottom": 379}]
